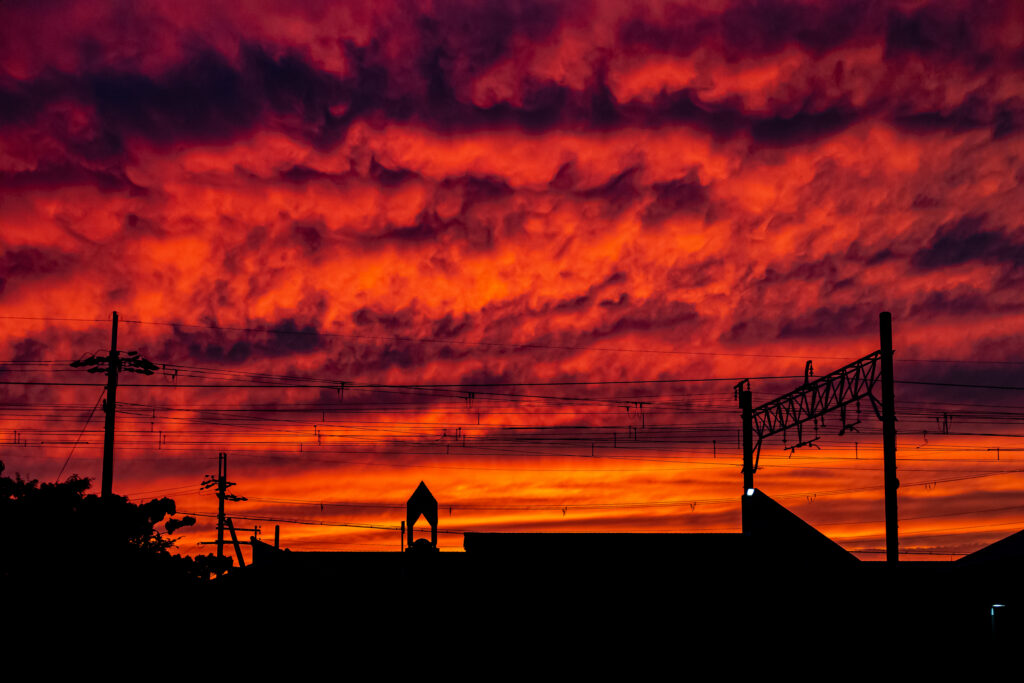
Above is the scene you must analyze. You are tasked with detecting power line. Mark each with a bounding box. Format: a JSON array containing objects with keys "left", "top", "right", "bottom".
[
  {"left": 14, "top": 367, "right": 1024, "bottom": 397},
  {"left": 4, "top": 315, "right": 1022, "bottom": 368},
  {"left": 0, "top": 314, "right": 835, "bottom": 359},
  {"left": 813, "top": 503, "right": 1024, "bottom": 526},
  {"left": 121, "top": 317, "right": 862, "bottom": 360},
  {"left": 0, "top": 316, "right": 108, "bottom": 324},
  {"left": 898, "top": 358, "right": 1024, "bottom": 366},
  {"left": 242, "top": 495, "right": 741, "bottom": 511},
  {"left": 0, "top": 376, "right": 804, "bottom": 388},
  {"left": 897, "top": 380, "right": 1024, "bottom": 392},
  {"left": 6, "top": 314, "right": 1024, "bottom": 554},
  {"left": 179, "top": 510, "right": 468, "bottom": 534},
  {"left": 54, "top": 388, "right": 105, "bottom": 483},
  {"left": 849, "top": 549, "right": 964, "bottom": 557}
]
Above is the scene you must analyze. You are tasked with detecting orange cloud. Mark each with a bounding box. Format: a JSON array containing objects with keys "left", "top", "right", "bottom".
[{"left": 2, "top": 0, "right": 1023, "bottom": 562}]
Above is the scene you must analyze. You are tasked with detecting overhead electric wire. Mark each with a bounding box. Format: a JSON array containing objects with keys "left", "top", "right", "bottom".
[
  {"left": 179, "top": 510, "right": 468, "bottom": 534},
  {"left": 4, "top": 319, "right": 1024, "bottom": 552},
  {"left": 120, "top": 317, "right": 860, "bottom": 360},
  {"left": 54, "top": 388, "right": 105, "bottom": 483},
  {"left": 3, "top": 315, "right": 1022, "bottom": 368},
  {"left": 897, "top": 380, "right": 1024, "bottom": 392},
  {"left": 0, "top": 314, "right": 851, "bottom": 360},
  {"left": 0, "top": 316, "right": 109, "bottom": 324}
]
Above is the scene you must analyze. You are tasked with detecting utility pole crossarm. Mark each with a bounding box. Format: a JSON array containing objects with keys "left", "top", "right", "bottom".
[{"left": 751, "top": 350, "right": 882, "bottom": 441}]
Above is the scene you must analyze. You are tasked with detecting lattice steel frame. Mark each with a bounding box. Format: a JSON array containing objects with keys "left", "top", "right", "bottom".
[
  {"left": 740, "top": 313, "right": 898, "bottom": 563},
  {"left": 751, "top": 350, "right": 882, "bottom": 444}
]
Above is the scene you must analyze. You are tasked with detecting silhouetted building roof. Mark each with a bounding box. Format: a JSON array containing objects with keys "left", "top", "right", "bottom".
[
  {"left": 741, "top": 488, "right": 860, "bottom": 565},
  {"left": 463, "top": 489, "right": 858, "bottom": 567},
  {"left": 958, "top": 526, "right": 1024, "bottom": 567},
  {"left": 463, "top": 531, "right": 742, "bottom": 555},
  {"left": 236, "top": 487, "right": 1024, "bottom": 643}
]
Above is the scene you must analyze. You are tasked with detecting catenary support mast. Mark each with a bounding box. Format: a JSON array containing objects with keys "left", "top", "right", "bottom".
[{"left": 880, "top": 312, "right": 899, "bottom": 564}]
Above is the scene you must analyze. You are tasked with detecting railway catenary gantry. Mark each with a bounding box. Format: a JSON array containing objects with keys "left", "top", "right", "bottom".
[{"left": 736, "top": 312, "right": 899, "bottom": 563}]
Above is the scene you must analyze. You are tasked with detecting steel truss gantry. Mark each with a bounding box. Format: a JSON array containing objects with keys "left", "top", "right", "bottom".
[{"left": 737, "top": 312, "right": 899, "bottom": 563}]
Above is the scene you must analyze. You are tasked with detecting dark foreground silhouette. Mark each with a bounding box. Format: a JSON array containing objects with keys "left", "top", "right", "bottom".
[
  {"left": 233, "top": 488, "right": 1022, "bottom": 654},
  {"left": 4, "top": 466, "right": 1019, "bottom": 663},
  {"left": 0, "top": 461, "right": 229, "bottom": 595}
]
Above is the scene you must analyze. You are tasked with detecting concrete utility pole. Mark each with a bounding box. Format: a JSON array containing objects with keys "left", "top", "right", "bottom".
[
  {"left": 879, "top": 312, "right": 899, "bottom": 564},
  {"left": 101, "top": 312, "right": 120, "bottom": 499},
  {"left": 740, "top": 387, "right": 753, "bottom": 494},
  {"left": 199, "top": 452, "right": 248, "bottom": 562},
  {"left": 70, "top": 311, "right": 157, "bottom": 499},
  {"left": 738, "top": 382, "right": 754, "bottom": 530},
  {"left": 217, "top": 452, "right": 227, "bottom": 560}
]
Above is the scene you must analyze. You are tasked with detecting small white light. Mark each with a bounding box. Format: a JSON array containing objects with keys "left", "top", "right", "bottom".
[{"left": 746, "top": 488, "right": 755, "bottom": 496}]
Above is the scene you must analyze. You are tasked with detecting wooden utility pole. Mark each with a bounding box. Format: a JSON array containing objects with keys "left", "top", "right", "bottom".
[
  {"left": 880, "top": 312, "right": 899, "bottom": 564},
  {"left": 101, "top": 312, "right": 119, "bottom": 499}
]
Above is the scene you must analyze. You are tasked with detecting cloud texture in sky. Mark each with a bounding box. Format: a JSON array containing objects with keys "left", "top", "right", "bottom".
[{"left": 2, "top": 0, "right": 1023, "bottom": 557}]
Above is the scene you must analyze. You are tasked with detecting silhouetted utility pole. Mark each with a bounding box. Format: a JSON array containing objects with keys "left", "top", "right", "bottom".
[
  {"left": 736, "top": 381, "right": 754, "bottom": 526},
  {"left": 226, "top": 518, "right": 246, "bottom": 568},
  {"left": 880, "top": 312, "right": 899, "bottom": 564},
  {"left": 102, "top": 313, "right": 118, "bottom": 498},
  {"left": 201, "top": 452, "right": 247, "bottom": 562},
  {"left": 217, "top": 452, "right": 227, "bottom": 559},
  {"left": 101, "top": 313, "right": 120, "bottom": 497},
  {"left": 70, "top": 311, "right": 157, "bottom": 498}
]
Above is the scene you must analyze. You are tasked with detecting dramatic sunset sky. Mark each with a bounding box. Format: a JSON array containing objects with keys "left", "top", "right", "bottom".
[{"left": 2, "top": 0, "right": 1023, "bottom": 559}]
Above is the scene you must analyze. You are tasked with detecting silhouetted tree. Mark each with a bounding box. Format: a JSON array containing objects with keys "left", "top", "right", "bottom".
[{"left": 0, "top": 460, "right": 231, "bottom": 592}]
